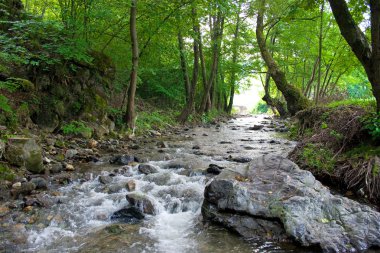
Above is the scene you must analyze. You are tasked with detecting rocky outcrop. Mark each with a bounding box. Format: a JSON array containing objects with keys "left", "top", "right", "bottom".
[{"left": 202, "top": 154, "right": 380, "bottom": 252}]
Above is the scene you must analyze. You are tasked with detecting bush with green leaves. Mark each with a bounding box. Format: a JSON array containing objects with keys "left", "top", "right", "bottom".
[
  {"left": 61, "top": 121, "right": 92, "bottom": 136},
  {"left": 362, "top": 112, "right": 380, "bottom": 141}
]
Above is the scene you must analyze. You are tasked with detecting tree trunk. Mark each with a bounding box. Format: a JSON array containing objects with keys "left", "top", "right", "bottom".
[
  {"left": 178, "top": 31, "right": 190, "bottom": 103},
  {"left": 262, "top": 73, "right": 288, "bottom": 117},
  {"left": 256, "top": 0, "right": 309, "bottom": 115},
  {"left": 315, "top": 0, "right": 324, "bottom": 105},
  {"left": 328, "top": 0, "right": 380, "bottom": 112},
  {"left": 227, "top": 2, "right": 241, "bottom": 114},
  {"left": 124, "top": 0, "right": 139, "bottom": 129},
  {"left": 199, "top": 11, "right": 224, "bottom": 113},
  {"left": 178, "top": 8, "right": 200, "bottom": 123}
]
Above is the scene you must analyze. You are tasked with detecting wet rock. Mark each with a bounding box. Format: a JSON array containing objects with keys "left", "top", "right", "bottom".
[
  {"left": 30, "top": 177, "right": 48, "bottom": 189},
  {"left": 228, "top": 156, "right": 252, "bottom": 163},
  {"left": 5, "top": 138, "right": 44, "bottom": 174},
  {"left": 144, "top": 172, "right": 172, "bottom": 186},
  {"left": 107, "top": 184, "right": 122, "bottom": 194},
  {"left": 192, "top": 145, "right": 201, "bottom": 150},
  {"left": 126, "top": 192, "right": 155, "bottom": 214},
  {"left": 65, "top": 149, "right": 78, "bottom": 159},
  {"left": 12, "top": 182, "right": 36, "bottom": 198},
  {"left": 138, "top": 164, "right": 159, "bottom": 175},
  {"left": 126, "top": 180, "right": 136, "bottom": 191},
  {"left": 50, "top": 163, "right": 63, "bottom": 173},
  {"left": 206, "top": 164, "right": 224, "bottom": 175},
  {"left": 219, "top": 141, "right": 233, "bottom": 144},
  {"left": 157, "top": 141, "right": 168, "bottom": 148},
  {"left": 65, "top": 164, "right": 75, "bottom": 171},
  {"left": 110, "top": 154, "right": 139, "bottom": 165},
  {"left": 203, "top": 154, "right": 380, "bottom": 252},
  {"left": 99, "top": 175, "right": 112, "bottom": 184},
  {"left": 247, "top": 125, "right": 264, "bottom": 130},
  {"left": 111, "top": 206, "right": 145, "bottom": 224}
]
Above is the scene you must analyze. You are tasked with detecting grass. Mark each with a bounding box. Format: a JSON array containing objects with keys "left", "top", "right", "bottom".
[{"left": 326, "top": 98, "right": 376, "bottom": 110}]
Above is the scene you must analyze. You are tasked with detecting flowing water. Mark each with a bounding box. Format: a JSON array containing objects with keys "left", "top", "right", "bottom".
[{"left": 6, "top": 116, "right": 319, "bottom": 253}]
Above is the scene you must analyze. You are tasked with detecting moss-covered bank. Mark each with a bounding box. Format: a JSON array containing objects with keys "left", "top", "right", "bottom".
[{"left": 288, "top": 103, "right": 380, "bottom": 205}]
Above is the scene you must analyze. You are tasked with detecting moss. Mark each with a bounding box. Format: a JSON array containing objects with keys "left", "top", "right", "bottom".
[
  {"left": 9, "top": 78, "right": 35, "bottom": 92},
  {"left": 301, "top": 144, "right": 336, "bottom": 173},
  {"left": 0, "top": 164, "right": 16, "bottom": 181}
]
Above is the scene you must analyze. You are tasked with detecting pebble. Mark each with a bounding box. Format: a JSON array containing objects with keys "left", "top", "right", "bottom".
[
  {"left": 66, "top": 164, "right": 75, "bottom": 171},
  {"left": 12, "top": 182, "right": 21, "bottom": 188}
]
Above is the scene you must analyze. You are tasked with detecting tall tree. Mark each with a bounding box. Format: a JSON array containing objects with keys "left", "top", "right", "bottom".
[
  {"left": 227, "top": 1, "right": 242, "bottom": 114},
  {"left": 256, "top": 0, "right": 309, "bottom": 115},
  {"left": 178, "top": 7, "right": 200, "bottom": 123},
  {"left": 124, "top": 0, "right": 139, "bottom": 129},
  {"left": 328, "top": 0, "right": 380, "bottom": 112}
]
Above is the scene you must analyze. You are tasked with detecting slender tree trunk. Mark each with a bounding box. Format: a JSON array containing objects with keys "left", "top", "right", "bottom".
[
  {"left": 199, "top": 11, "right": 224, "bottom": 113},
  {"left": 227, "top": 2, "right": 241, "bottom": 114},
  {"left": 256, "top": 0, "right": 309, "bottom": 115},
  {"left": 178, "top": 8, "right": 200, "bottom": 123},
  {"left": 315, "top": 0, "right": 324, "bottom": 104},
  {"left": 304, "top": 57, "right": 319, "bottom": 97},
  {"left": 178, "top": 31, "right": 190, "bottom": 103},
  {"left": 328, "top": 0, "right": 380, "bottom": 112},
  {"left": 124, "top": 0, "right": 139, "bottom": 129}
]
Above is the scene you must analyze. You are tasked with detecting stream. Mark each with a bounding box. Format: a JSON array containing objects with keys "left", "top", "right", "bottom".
[{"left": 6, "top": 115, "right": 315, "bottom": 253}]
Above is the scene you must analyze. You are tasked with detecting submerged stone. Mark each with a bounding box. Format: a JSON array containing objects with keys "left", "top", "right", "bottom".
[{"left": 110, "top": 206, "right": 145, "bottom": 224}]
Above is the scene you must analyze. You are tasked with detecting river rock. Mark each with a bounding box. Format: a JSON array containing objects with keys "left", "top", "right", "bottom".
[
  {"left": 206, "top": 164, "right": 224, "bottom": 175},
  {"left": 202, "top": 154, "right": 380, "bottom": 252},
  {"left": 138, "top": 164, "right": 159, "bottom": 175},
  {"left": 126, "top": 180, "right": 136, "bottom": 191},
  {"left": 126, "top": 192, "right": 155, "bottom": 214},
  {"left": 30, "top": 177, "right": 48, "bottom": 189},
  {"left": 5, "top": 138, "right": 44, "bottom": 174},
  {"left": 110, "top": 154, "right": 139, "bottom": 165},
  {"left": 65, "top": 149, "right": 78, "bottom": 159},
  {"left": 111, "top": 206, "right": 145, "bottom": 224},
  {"left": 99, "top": 175, "right": 112, "bottom": 184},
  {"left": 247, "top": 125, "right": 264, "bottom": 130},
  {"left": 50, "top": 163, "right": 63, "bottom": 173}
]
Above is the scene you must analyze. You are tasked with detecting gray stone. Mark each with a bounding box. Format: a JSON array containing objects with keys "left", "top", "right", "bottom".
[
  {"left": 50, "top": 163, "right": 63, "bottom": 174},
  {"left": 138, "top": 164, "right": 159, "bottom": 175},
  {"left": 65, "top": 149, "right": 78, "bottom": 159},
  {"left": 99, "top": 175, "right": 112, "bottom": 184},
  {"left": 126, "top": 192, "right": 155, "bottom": 215},
  {"left": 30, "top": 177, "right": 48, "bottom": 189},
  {"left": 202, "top": 154, "right": 380, "bottom": 252},
  {"left": 5, "top": 138, "right": 44, "bottom": 174}
]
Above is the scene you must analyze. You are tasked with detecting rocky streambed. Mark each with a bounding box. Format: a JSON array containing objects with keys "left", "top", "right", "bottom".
[{"left": 1, "top": 116, "right": 379, "bottom": 253}]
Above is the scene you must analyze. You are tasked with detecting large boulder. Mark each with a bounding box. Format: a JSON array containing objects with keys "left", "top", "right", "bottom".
[
  {"left": 4, "top": 137, "right": 44, "bottom": 174},
  {"left": 202, "top": 154, "right": 380, "bottom": 252}
]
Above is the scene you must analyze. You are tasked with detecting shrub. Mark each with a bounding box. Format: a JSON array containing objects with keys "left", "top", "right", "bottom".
[
  {"left": 361, "top": 112, "right": 380, "bottom": 141},
  {"left": 61, "top": 121, "right": 92, "bottom": 136}
]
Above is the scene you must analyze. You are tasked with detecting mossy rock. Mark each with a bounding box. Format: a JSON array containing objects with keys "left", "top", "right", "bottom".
[
  {"left": 11, "top": 78, "right": 35, "bottom": 92},
  {"left": 4, "top": 137, "right": 44, "bottom": 174}
]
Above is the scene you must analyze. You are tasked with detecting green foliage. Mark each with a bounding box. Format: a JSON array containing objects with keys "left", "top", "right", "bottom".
[
  {"left": 61, "top": 121, "right": 92, "bottom": 136},
  {"left": 301, "top": 144, "right": 336, "bottom": 173},
  {"left": 0, "top": 164, "right": 16, "bottom": 181},
  {"left": 327, "top": 99, "right": 376, "bottom": 109},
  {"left": 201, "top": 110, "right": 221, "bottom": 124},
  {"left": 361, "top": 112, "right": 380, "bottom": 141},
  {"left": 135, "top": 111, "right": 175, "bottom": 133},
  {"left": 0, "top": 95, "right": 12, "bottom": 113},
  {"left": 107, "top": 107, "right": 124, "bottom": 128},
  {"left": 251, "top": 101, "right": 269, "bottom": 114}
]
